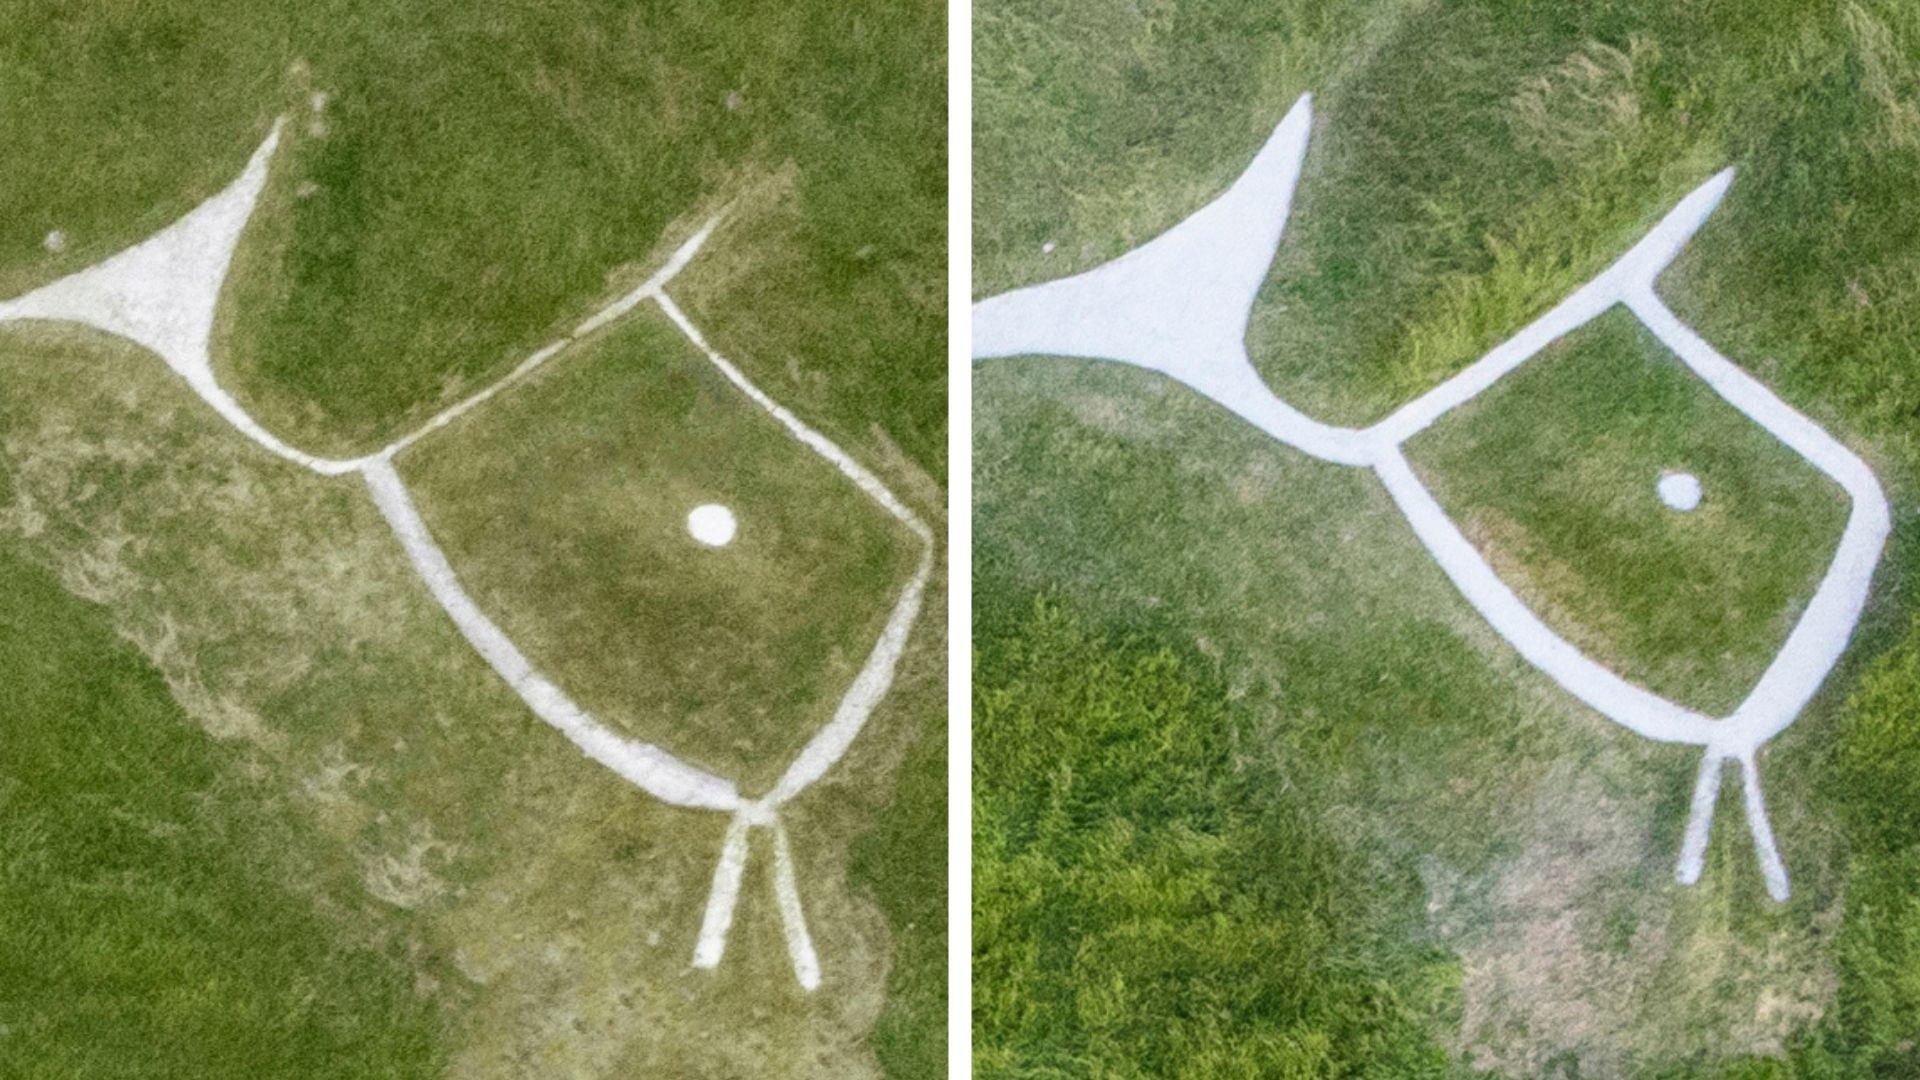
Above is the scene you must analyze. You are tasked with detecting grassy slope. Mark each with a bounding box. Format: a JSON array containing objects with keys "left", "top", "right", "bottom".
[
  {"left": 0, "top": 1, "right": 943, "bottom": 1073},
  {"left": 402, "top": 308, "right": 913, "bottom": 792},
  {"left": 850, "top": 681, "right": 950, "bottom": 1080},
  {"left": 0, "top": 317, "right": 929, "bottom": 1076},
  {"left": 0, "top": 539, "right": 443, "bottom": 1078},
  {"left": 0, "top": 0, "right": 945, "bottom": 474},
  {"left": 976, "top": 0, "right": 1920, "bottom": 1074},
  {"left": 974, "top": 596, "right": 1458, "bottom": 1079}
]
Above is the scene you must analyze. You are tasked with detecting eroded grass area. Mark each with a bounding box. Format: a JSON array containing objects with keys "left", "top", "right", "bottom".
[
  {"left": 3, "top": 3, "right": 944, "bottom": 1067},
  {"left": 975, "top": 359, "right": 1857, "bottom": 1075},
  {"left": 400, "top": 306, "right": 914, "bottom": 792},
  {"left": 0, "top": 541, "right": 444, "bottom": 1078},
  {"left": 1407, "top": 310, "right": 1848, "bottom": 717},
  {"left": 0, "top": 321, "right": 927, "bottom": 1076}
]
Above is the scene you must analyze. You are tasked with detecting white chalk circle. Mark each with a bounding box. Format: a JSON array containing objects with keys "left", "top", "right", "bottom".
[
  {"left": 687, "top": 503, "right": 738, "bottom": 547},
  {"left": 1658, "top": 471, "right": 1702, "bottom": 512}
]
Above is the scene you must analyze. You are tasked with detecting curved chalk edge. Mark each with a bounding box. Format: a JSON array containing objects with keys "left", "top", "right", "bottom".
[
  {"left": 655, "top": 287, "right": 936, "bottom": 990},
  {"left": 0, "top": 118, "right": 934, "bottom": 985},
  {"left": 0, "top": 120, "right": 366, "bottom": 476},
  {"left": 971, "top": 109, "right": 1885, "bottom": 903},
  {"left": 1628, "top": 291, "right": 1891, "bottom": 753},
  {"left": 364, "top": 458, "right": 743, "bottom": 811},
  {"left": 971, "top": 94, "right": 1377, "bottom": 465},
  {"left": 1369, "top": 169, "right": 1735, "bottom": 446},
  {"left": 1374, "top": 448, "right": 1718, "bottom": 745}
]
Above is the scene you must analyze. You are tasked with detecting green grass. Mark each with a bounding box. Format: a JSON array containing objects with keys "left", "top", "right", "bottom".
[
  {"left": 0, "top": 0, "right": 943, "bottom": 475},
  {"left": 402, "top": 307, "right": 915, "bottom": 792},
  {"left": 1408, "top": 310, "right": 1848, "bottom": 716},
  {"left": 976, "top": 0, "right": 1920, "bottom": 1072},
  {"left": 0, "top": 0, "right": 943, "bottom": 1070},
  {"left": 975, "top": 595, "right": 1460, "bottom": 1079},
  {"left": 0, "top": 303, "right": 937, "bottom": 1077},
  {"left": 851, "top": 686, "right": 950, "bottom": 1080},
  {"left": 0, "top": 539, "right": 443, "bottom": 1078}
]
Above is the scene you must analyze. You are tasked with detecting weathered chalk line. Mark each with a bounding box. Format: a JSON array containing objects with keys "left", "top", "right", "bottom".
[
  {"left": 0, "top": 119, "right": 934, "bottom": 989},
  {"left": 973, "top": 93, "right": 1890, "bottom": 901}
]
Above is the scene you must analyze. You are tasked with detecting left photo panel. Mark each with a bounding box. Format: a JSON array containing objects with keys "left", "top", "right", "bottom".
[{"left": 0, "top": 4, "right": 946, "bottom": 1077}]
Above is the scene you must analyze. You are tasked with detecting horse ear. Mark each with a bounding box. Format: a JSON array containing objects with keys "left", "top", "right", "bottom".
[{"left": 971, "top": 94, "right": 1378, "bottom": 462}]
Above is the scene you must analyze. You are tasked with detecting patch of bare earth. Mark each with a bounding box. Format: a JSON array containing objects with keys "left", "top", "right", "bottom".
[
  {"left": 1423, "top": 759, "right": 1834, "bottom": 1077},
  {"left": 0, "top": 326, "right": 913, "bottom": 1076}
]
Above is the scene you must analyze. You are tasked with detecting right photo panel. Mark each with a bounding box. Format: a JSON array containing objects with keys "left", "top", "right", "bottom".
[{"left": 972, "top": 2, "right": 1920, "bottom": 1076}]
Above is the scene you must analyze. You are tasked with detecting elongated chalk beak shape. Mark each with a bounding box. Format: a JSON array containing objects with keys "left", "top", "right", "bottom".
[{"left": 973, "top": 92, "right": 1890, "bottom": 903}]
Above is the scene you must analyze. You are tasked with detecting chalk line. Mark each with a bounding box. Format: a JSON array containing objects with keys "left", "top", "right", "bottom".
[
  {"left": 1, "top": 119, "right": 933, "bottom": 988},
  {"left": 972, "top": 93, "right": 1889, "bottom": 901},
  {"left": 972, "top": 95, "right": 1374, "bottom": 466},
  {"left": 0, "top": 121, "right": 357, "bottom": 477},
  {"left": 362, "top": 457, "right": 743, "bottom": 811},
  {"left": 1374, "top": 447, "right": 1717, "bottom": 746},
  {"left": 693, "top": 811, "right": 755, "bottom": 969},
  {"left": 1676, "top": 751, "right": 1725, "bottom": 886}
]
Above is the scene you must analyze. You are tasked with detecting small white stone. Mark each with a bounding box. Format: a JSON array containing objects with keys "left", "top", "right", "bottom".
[
  {"left": 1658, "top": 471, "right": 1702, "bottom": 512},
  {"left": 1041, "top": 240, "right": 1056, "bottom": 254},
  {"left": 43, "top": 229, "right": 67, "bottom": 253},
  {"left": 687, "top": 503, "right": 738, "bottom": 547}
]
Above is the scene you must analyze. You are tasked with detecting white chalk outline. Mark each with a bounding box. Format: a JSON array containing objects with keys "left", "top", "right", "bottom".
[
  {"left": 973, "top": 93, "right": 1890, "bottom": 901},
  {"left": 0, "top": 118, "right": 934, "bottom": 989}
]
